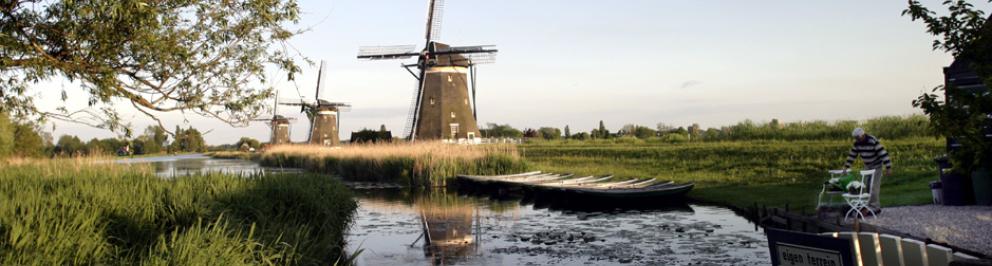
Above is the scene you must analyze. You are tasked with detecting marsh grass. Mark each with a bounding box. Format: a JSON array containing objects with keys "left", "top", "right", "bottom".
[
  {"left": 0, "top": 158, "right": 357, "bottom": 265},
  {"left": 259, "top": 142, "right": 527, "bottom": 187},
  {"left": 522, "top": 137, "right": 945, "bottom": 211}
]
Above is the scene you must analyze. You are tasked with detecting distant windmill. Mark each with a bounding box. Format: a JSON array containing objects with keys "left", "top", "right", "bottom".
[
  {"left": 281, "top": 61, "right": 351, "bottom": 146},
  {"left": 253, "top": 90, "right": 294, "bottom": 145},
  {"left": 358, "top": 0, "right": 497, "bottom": 142}
]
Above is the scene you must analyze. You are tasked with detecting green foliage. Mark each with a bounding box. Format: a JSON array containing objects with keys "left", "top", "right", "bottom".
[
  {"left": 55, "top": 135, "right": 86, "bottom": 156},
  {"left": 235, "top": 137, "right": 262, "bottom": 151},
  {"left": 905, "top": 1, "right": 992, "bottom": 170},
  {"left": 633, "top": 126, "right": 657, "bottom": 139},
  {"left": 0, "top": 114, "right": 13, "bottom": 157},
  {"left": 522, "top": 138, "right": 944, "bottom": 211},
  {"left": 0, "top": 0, "right": 302, "bottom": 132},
  {"left": 537, "top": 127, "right": 561, "bottom": 140},
  {"left": 698, "top": 115, "right": 930, "bottom": 141},
  {"left": 131, "top": 126, "right": 169, "bottom": 155},
  {"left": 170, "top": 127, "right": 207, "bottom": 153},
  {"left": 0, "top": 160, "right": 357, "bottom": 264},
  {"left": 481, "top": 123, "right": 523, "bottom": 138},
  {"left": 11, "top": 122, "right": 46, "bottom": 157},
  {"left": 659, "top": 133, "right": 688, "bottom": 143}
]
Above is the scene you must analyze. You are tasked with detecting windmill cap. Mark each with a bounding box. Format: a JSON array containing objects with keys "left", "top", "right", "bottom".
[{"left": 852, "top": 128, "right": 865, "bottom": 137}]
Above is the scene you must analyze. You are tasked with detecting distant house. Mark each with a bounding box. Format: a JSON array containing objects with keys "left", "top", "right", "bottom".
[{"left": 350, "top": 128, "right": 393, "bottom": 144}]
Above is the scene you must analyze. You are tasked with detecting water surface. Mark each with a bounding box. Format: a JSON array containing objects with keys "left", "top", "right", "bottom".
[
  {"left": 346, "top": 188, "right": 770, "bottom": 265},
  {"left": 115, "top": 153, "right": 300, "bottom": 177}
]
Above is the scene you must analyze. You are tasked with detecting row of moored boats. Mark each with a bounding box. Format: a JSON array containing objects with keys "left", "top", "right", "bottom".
[{"left": 456, "top": 171, "right": 693, "bottom": 199}]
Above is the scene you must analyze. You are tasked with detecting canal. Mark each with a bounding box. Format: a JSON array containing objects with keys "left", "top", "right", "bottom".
[{"left": 124, "top": 154, "right": 771, "bottom": 265}]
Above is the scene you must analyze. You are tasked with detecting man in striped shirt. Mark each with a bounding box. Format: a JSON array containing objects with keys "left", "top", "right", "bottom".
[{"left": 842, "top": 128, "right": 893, "bottom": 212}]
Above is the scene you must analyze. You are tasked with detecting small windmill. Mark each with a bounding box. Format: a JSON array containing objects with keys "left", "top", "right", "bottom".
[
  {"left": 253, "top": 90, "right": 295, "bottom": 145},
  {"left": 358, "top": 0, "right": 497, "bottom": 142},
  {"left": 281, "top": 60, "right": 351, "bottom": 146}
]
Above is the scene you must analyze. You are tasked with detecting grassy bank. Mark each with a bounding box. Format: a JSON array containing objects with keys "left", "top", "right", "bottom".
[
  {"left": 521, "top": 137, "right": 944, "bottom": 212},
  {"left": 0, "top": 158, "right": 357, "bottom": 265},
  {"left": 258, "top": 142, "right": 528, "bottom": 187}
]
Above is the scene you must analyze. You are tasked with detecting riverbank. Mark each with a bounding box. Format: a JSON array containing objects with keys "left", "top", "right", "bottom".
[
  {"left": 0, "top": 158, "right": 357, "bottom": 264},
  {"left": 520, "top": 137, "right": 944, "bottom": 212},
  {"left": 257, "top": 142, "right": 528, "bottom": 187}
]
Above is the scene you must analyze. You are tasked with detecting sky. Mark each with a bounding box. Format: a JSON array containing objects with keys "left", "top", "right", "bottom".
[{"left": 36, "top": 0, "right": 991, "bottom": 144}]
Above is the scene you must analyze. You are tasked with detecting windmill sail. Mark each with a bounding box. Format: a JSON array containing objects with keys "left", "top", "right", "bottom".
[
  {"left": 357, "top": 0, "right": 496, "bottom": 142},
  {"left": 425, "top": 0, "right": 444, "bottom": 42}
]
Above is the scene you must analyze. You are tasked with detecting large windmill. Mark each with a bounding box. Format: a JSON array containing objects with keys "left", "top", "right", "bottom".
[
  {"left": 282, "top": 61, "right": 351, "bottom": 146},
  {"left": 253, "top": 91, "right": 294, "bottom": 145},
  {"left": 358, "top": 0, "right": 497, "bottom": 142}
]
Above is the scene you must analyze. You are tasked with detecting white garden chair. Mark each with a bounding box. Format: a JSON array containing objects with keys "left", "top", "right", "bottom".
[{"left": 842, "top": 170, "right": 876, "bottom": 220}]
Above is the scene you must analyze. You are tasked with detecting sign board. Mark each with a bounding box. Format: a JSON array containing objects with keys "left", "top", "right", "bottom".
[{"left": 766, "top": 228, "right": 854, "bottom": 266}]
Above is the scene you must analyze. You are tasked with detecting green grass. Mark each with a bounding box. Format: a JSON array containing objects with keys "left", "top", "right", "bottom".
[
  {"left": 0, "top": 159, "right": 357, "bottom": 265},
  {"left": 521, "top": 137, "right": 944, "bottom": 212}
]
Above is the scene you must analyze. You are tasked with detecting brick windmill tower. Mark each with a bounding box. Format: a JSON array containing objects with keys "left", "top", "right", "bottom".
[
  {"left": 254, "top": 91, "right": 294, "bottom": 145},
  {"left": 282, "top": 61, "right": 350, "bottom": 146},
  {"left": 358, "top": 0, "right": 497, "bottom": 142}
]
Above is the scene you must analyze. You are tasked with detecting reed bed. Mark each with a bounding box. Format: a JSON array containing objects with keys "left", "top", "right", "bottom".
[
  {"left": 0, "top": 158, "right": 357, "bottom": 265},
  {"left": 258, "top": 142, "right": 527, "bottom": 187}
]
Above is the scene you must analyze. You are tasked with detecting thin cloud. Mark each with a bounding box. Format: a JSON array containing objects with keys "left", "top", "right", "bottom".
[{"left": 678, "top": 80, "right": 702, "bottom": 89}]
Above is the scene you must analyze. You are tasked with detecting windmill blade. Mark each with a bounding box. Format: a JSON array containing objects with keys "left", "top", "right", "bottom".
[
  {"left": 315, "top": 60, "right": 327, "bottom": 100},
  {"left": 358, "top": 45, "right": 419, "bottom": 60},
  {"left": 425, "top": 0, "right": 445, "bottom": 41},
  {"left": 279, "top": 99, "right": 317, "bottom": 107},
  {"left": 437, "top": 45, "right": 497, "bottom": 54},
  {"left": 451, "top": 53, "right": 497, "bottom": 65}
]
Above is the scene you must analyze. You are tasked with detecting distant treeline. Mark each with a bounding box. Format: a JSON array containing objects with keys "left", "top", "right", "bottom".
[
  {"left": 0, "top": 112, "right": 209, "bottom": 157},
  {"left": 483, "top": 115, "right": 933, "bottom": 142}
]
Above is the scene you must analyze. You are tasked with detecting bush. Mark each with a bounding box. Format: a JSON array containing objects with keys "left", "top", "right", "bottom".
[{"left": 660, "top": 133, "right": 689, "bottom": 143}]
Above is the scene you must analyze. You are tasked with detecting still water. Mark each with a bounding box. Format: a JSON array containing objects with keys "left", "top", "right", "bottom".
[
  {"left": 346, "top": 188, "right": 771, "bottom": 265},
  {"left": 123, "top": 155, "right": 771, "bottom": 265},
  {"left": 115, "top": 154, "right": 301, "bottom": 177}
]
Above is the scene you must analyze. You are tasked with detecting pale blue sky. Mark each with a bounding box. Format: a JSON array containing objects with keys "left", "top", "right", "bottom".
[{"left": 39, "top": 1, "right": 989, "bottom": 144}]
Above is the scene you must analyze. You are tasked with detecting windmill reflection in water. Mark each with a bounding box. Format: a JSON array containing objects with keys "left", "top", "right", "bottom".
[{"left": 413, "top": 192, "right": 481, "bottom": 264}]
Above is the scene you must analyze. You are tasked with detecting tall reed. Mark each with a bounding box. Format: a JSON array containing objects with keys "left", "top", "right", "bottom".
[
  {"left": 0, "top": 158, "right": 357, "bottom": 265},
  {"left": 259, "top": 142, "right": 527, "bottom": 187}
]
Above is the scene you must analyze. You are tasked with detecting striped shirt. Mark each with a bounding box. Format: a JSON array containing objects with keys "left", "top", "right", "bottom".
[{"left": 844, "top": 135, "right": 892, "bottom": 169}]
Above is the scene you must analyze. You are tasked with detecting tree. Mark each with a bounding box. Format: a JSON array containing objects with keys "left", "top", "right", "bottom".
[
  {"left": 906, "top": 1, "right": 992, "bottom": 172},
  {"left": 564, "top": 125, "right": 571, "bottom": 139},
  {"left": 538, "top": 127, "right": 561, "bottom": 140},
  {"left": 481, "top": 123, "right": 523, "bottom": 138},
  {"left": 522, "top": 128, "right": 538, "bottom": 138},
  {"left": 1, "top": 1, "right": 303, "bottom": 135},
  {"left": 633, "top": 126, "right": 656, "bottom": 139},
  {"left": 12, "top": 122, "right": 45, "bottom": 157},
  {"left": 598, "top": 120, "right": 608, "bottom": 139},
  {"left": 55, "top": 135, "right": 85, "bottom": 156},
  {"left": 170, "top": 127, "right": 207, "bottom": 153},
  {"left": 235, "top": 137, "right": 262, "bottom": 151},
  {"left": 656, "top": 123, "right": 674, "bottom": 134},
  {"left": 0, "top": 113, "right": 13, "bottom": 156}
]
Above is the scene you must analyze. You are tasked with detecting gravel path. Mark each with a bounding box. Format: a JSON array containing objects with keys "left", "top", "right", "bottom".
[{"left": 866, "top": 205, "right": 992, "bottom": 256}]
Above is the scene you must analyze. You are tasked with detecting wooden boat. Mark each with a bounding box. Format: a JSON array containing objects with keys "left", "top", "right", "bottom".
[{"left": 456, "top": 172, "right": 693, "bottom": 199}]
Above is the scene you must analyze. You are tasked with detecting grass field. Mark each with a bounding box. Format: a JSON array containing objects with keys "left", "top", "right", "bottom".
[
  {"left": 258, "top": 142, "right": 528, "bottom": 187},
  {"left": 0, "top": 158, "right": 357, "bottom": 265},
  {"left": 520, "top": 137, "right": 945, "bottom": 212}
]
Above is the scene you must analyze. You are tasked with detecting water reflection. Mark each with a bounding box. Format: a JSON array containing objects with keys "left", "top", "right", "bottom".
[
  {"left": 115, "top": 154, "right": 301, "bottom": 177},
  {"left": 348, "top": 188, "right": 769, "bottom": 265},
  {"left": 416, "top": 192, "right": 478, "bottom": 264}
]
